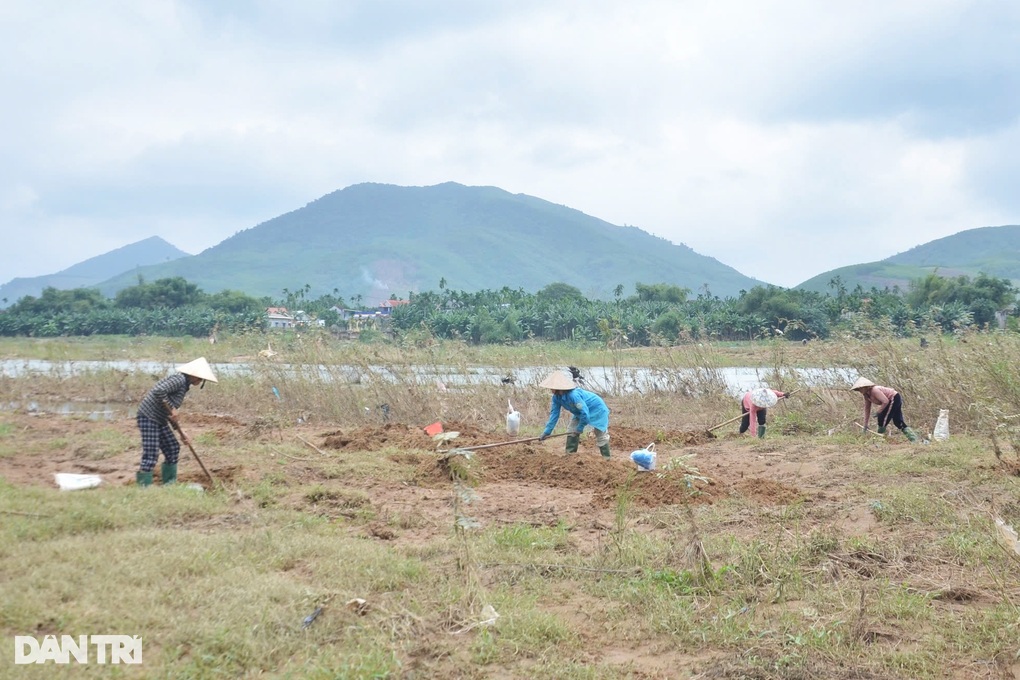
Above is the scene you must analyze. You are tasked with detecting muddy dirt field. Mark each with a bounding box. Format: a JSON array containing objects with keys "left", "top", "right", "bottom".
[
  {"left": 4, "top": 407, "right": 1019, "bottom": 679},
  {"left": 0, "top": 410, "right": 873, "bottom": 538}
]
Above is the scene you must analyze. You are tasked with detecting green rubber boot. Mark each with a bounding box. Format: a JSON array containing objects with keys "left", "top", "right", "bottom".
[
  {"left": 903, "top": 427, "right": 918, "bottom": 443},
  {"left": 161, "top": 462, "right": 178, "bottom": 485},
  {"left": 599, "top": 444, "right": 611, "bottom": 459},
  {"left": 565, "top": 434, "right": 580, "bottom": 454},
  {"left": 136, "top": 471, "right": 153, "bottom": 487},
  {"left": 756, "top": 425, "right": 766, "bottom": 439}
]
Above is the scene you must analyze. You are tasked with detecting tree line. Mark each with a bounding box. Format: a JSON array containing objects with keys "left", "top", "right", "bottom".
[
  {"left": 389, "top": 273, "right": 1018, "bottom": 344},
  {"left": 0, "top": 278, "right": 266, "bottom": 337},
  {"left": 0, "top": 272, "right": 1016, "bottom": 343}
]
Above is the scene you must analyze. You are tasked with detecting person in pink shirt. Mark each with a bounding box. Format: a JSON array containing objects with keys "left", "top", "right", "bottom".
[
  {"left": 851, "top": 377, "right": 918, "bottom": 442},
  {"left": 739, "top": 387, "right": 787, "bottom": 439}
]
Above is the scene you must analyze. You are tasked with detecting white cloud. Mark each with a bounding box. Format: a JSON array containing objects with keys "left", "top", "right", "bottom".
[{"left": 1, "top": 0, "right": 1017, "bottom": 289}]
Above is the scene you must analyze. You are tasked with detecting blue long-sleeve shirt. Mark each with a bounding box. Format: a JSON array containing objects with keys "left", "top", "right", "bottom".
[{"left": 542, "top": 388, "right": 610, "bottom": 436}]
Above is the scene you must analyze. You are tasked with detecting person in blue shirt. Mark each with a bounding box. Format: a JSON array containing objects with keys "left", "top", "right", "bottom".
[{"left": 539, "top": 370, "right": 611, "bottom": 458}]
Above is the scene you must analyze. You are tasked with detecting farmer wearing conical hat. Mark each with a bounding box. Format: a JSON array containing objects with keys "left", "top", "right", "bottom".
[
  {"left": 739, "top": 387, "right": 787, "bottom": 439},
  {"left": 851, "top": 377, "right": 918, "bottom": 442},
  {"left": 135, "top": 357, "right": 218, "bottom": 486},
  {"left": 539, "top": 370, "right": 611, "bottom": 458}
]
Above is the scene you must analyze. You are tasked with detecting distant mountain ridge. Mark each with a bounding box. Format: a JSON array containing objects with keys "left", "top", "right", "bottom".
[
  {"left": 0, "top": 236, "right": 190, "bottom": 307},
  {"left": 8, "top": 187, "right": 1017, "bottom": 307},
  {"left": 795, "top": 225, "right": 1020, "bottom": 293},
  {"left": 95, "top": 182, "right": 766, "bottom": 301}
]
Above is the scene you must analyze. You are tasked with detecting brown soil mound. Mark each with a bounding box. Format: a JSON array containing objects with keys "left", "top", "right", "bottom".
[
  {"left": 731, "top": 478, "right": 804, "bottom": 504},
  {"left": 320, "top": 423, "right": 711, "bottom": 455},
  {"left": 185, "top": 413, "right": 245, "bottom": 427},
  {"left": 318, "top": 423, "right": 727, "bottom": 508},
  {"left": 412, "top": 449, "right": 724, "bottom": 508},
  {"left": 178, "top": 464, "right": 242, "bottom": 486},
  {"left": 589, "top": 467, "right": 725, "bottom": 508},
  {"left": 610, "top": 426, "right": 714, "bottom": 452},
  {"left": 321, "top": 421, "right": 495, "bottom": 452}
]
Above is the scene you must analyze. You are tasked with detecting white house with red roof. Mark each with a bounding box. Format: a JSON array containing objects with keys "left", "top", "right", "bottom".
[{"left": 266, "top": 307, "right": 295, "bottom": 329}]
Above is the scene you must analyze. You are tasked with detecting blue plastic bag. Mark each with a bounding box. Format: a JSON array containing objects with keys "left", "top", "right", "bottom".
[{"left": 629, "top": 443, "right": 657, "bottom": 471}]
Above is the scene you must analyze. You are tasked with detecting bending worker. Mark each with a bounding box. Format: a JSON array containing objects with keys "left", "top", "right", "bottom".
[
  {"left": 740, "top": 387, "right": 787, "bottom": 439},
  {"left": 539, "top": 370, "right": 611, "bottom": 458},
  {"left": 136, "top": 357, "right": 218, "bottom": 486},
  {"left": 851, "top": 377, "right": 918, "bottom": 442}
]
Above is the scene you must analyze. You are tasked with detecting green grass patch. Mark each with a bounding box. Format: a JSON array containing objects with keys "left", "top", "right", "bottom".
[
  {"left": 0, "top": 420, "right": 14, "bottom": 459},
  {"left": 487, "top": 522, "right": 572, "bottom": 554},
  {"left": 866, "top": 486, "right": 958, "bottom": 526}
]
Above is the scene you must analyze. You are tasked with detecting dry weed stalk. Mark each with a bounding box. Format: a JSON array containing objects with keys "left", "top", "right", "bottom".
[
  {"left": 849, "top": 587, "right": 869, "bottom": 644},
  {"left": 442, "top": 451, "right": 490, "bottom": 628},
  {"left": 681, "top": 503, "right": 714, "bottom": 583}
]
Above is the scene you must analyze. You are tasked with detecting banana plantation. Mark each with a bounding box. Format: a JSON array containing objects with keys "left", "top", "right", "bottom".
[
  {"left": 390, "top": 273, "right": 1017, "bottom": 344},
  {"left": 0, "top": 273, "right": 1014, "bottom": 343}
]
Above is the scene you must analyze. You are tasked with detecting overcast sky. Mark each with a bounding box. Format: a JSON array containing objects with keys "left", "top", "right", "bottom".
[{"left": 2, "top": 0, "right": 1019, "bottom": 289}]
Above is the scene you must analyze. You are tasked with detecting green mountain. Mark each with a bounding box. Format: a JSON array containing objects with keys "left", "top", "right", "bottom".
[
  {"left": 0, "top": 236, "right": 190, "bottom": 307},
  {"left": 96, "top": 182, "right": 765, "bottom": 301},
  {"left": 795, "top": 225, "right": 1020, "bottom": 294}
]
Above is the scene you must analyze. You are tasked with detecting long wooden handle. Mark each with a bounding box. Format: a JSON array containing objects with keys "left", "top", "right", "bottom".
[
  {"left": 707, "top": 412, "right": 747, "bottom": 432},
  {"left": 707, "top": 392, "right": 796, "bottom": 432},
  {"left": 179, "top": 430, "right": 218, "bottom": 487},
  {"left": 166, "top": 412, "right": 218, "bottom": 487},
  {"left": 439, "top": 431, "right": 569, "bottom": 453},
  {"left": 855, "top": 422, "right": 885, "bottom": 438}
]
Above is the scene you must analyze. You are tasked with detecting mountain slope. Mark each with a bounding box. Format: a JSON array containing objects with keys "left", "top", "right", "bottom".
[
  {"left": 795, "top": 225, "right": 1020, "bottom": 293},
  {"left": 97, "top": 183, "right": 765, "bottom": 301},
  {"left": 0, "top": 236, "right": 191, "bottom": 307}
]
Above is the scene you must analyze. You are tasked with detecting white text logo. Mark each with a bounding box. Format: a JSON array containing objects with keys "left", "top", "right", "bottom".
[{"left": 14, "top": 635, "right": 142, "bottom": 665}]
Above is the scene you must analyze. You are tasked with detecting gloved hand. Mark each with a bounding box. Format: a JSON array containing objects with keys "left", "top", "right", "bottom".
[{"left": 877, "top": 426, "right": 887, "bottom": 434}]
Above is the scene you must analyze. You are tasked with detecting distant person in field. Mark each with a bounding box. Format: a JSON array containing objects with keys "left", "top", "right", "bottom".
[
  {"left": 539, "top": 370, "right": 611, "bottom": 459},
  {"left": 739, "top": 387, "right": 787, "bottom": 439},
  {"left": 135, "top": 357, "right": 218, "bottom": 486},
  {"left": 851, "top": 377, "right": 918, "bottom": 442}
]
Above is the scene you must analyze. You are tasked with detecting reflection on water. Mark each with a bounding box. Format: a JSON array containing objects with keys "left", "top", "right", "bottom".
[
  {"left": 2, "top": 400, "right": 119, "bottom": 420},
  {"left": 0, "top": 359, "right": 858, "bottom": 415}
]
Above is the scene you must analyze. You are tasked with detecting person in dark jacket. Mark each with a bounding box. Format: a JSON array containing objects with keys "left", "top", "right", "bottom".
[{"left": 135, "top": 357, "right": 218, "bottom": 486}]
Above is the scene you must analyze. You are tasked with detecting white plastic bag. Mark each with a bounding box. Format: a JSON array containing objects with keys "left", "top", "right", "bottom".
[
  {"left": 54, "top": 473, "right": 102, "bottom": 491},
  {"left": 933, "top": 409, "right": 949, "bottom": 442},
  {"left": 506, "top": 400, "right": 521, "bottom": 436}
]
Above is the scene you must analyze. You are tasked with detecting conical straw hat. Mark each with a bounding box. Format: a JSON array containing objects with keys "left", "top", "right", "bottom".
[
  {"left": 177, "top": 357, "right": 218, "bottom": 383},
  {"left": 750, "top": 387, "right": 779, "bottom": 408},
  {"left": 539, "top": 371, "right": 576, "bottom": 390},
  {"left": 850, "top": 377, "right": 874, "bottom": 392}
]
